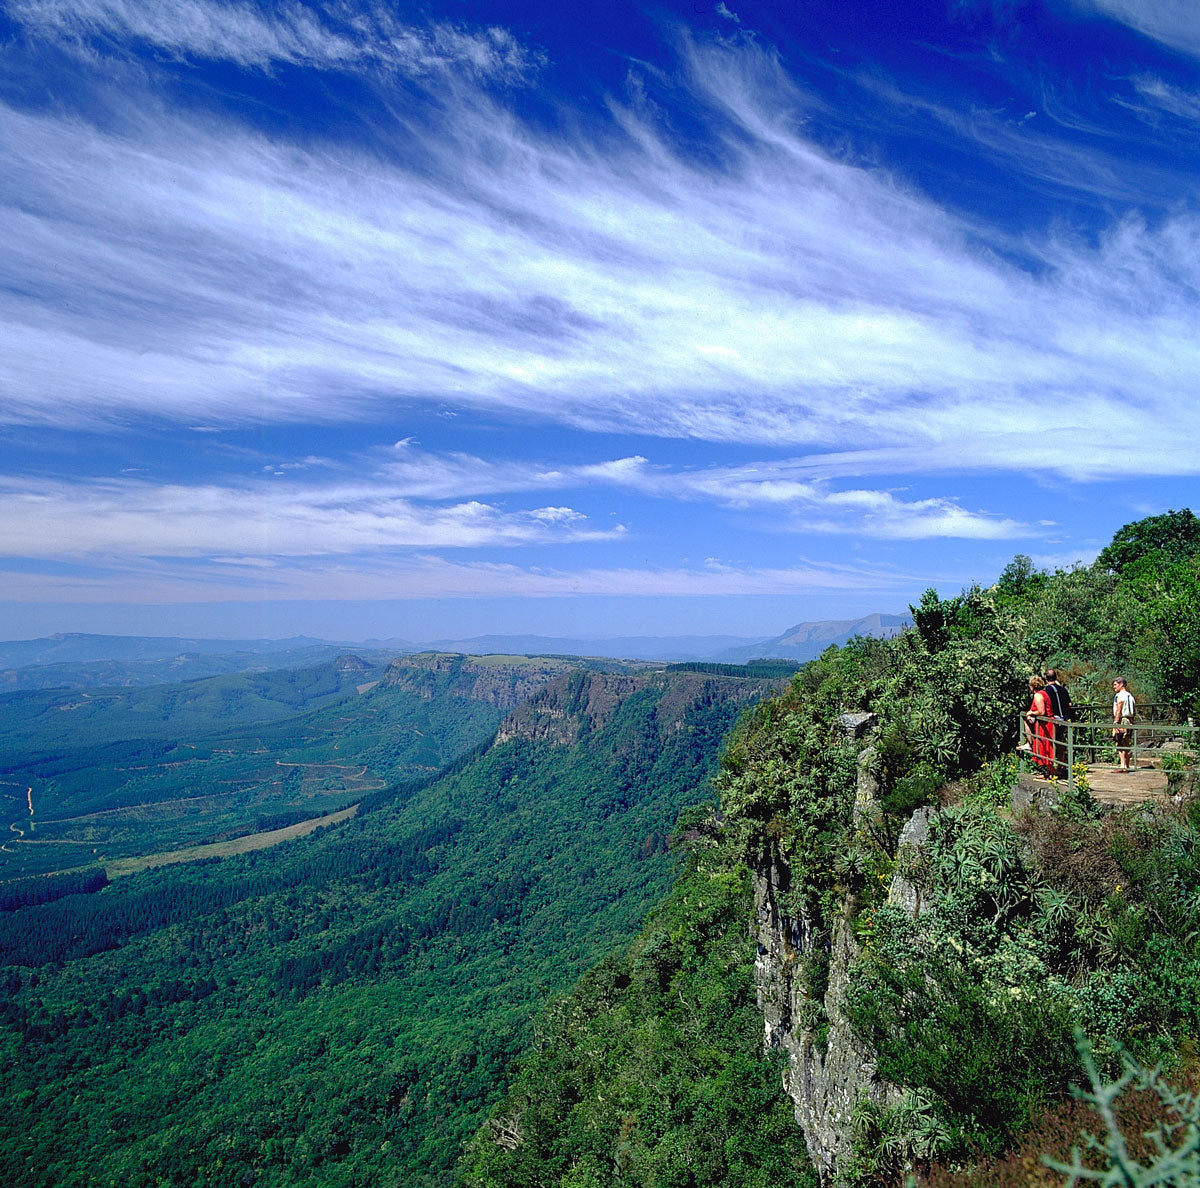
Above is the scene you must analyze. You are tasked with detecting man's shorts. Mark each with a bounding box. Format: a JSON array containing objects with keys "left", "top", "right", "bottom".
[{"left": 1114, "top": 728, "right": 1132, "bottom": 747}]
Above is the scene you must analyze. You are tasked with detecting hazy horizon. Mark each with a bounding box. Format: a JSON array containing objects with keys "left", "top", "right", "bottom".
[{"left": 0, "top": 595, "right": 912, "bottom": 647}]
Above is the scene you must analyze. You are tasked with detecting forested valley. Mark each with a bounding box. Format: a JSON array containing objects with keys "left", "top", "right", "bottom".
[
  {"left": 0, "top": 652, "right": 598, "bottom": 880},
  {"left": 0, "top": 662, "right": 780, "bottom": 1186}
]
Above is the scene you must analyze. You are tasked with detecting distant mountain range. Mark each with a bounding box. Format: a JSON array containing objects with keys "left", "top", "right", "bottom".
[
  {"left": 419, "top": 632, "right": 761, "bottom": 661},
  {"left": 422, "top": 614, "right": 911, "bottom": 664},
  {"left": 0, "top": 636, "right": 406, "bottom": 693},
  {"left": 0, "top": 614, "right": 912, "bottom": 687},
  {"left": 0, "top": 632, "right": 355, "bottom": 668},
  {"left": 711, "top": 612, "right": 912, "bottom": 664}
]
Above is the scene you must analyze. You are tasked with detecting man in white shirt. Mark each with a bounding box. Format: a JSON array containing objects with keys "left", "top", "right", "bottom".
[{"left": 1112, "top": 677, "right": 1136, "bottom": 772}]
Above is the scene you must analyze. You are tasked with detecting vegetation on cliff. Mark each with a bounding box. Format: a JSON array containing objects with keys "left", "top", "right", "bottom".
[
  {"left": 464, "top": 510, "right": 1200, "bottom": 1186},
  {"left": 460, "top": 825, "right": 817, "bottom": 1188}
]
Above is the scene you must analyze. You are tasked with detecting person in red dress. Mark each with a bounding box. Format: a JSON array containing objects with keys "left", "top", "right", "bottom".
[{"left": 1024, "top": 675, "right": 1056, "bottom": 776}]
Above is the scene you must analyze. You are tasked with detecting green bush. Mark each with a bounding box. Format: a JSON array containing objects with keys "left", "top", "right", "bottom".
[
  {"left": 1044, "top": 1031, "right": 1200, "bottom": 1186},
  {"left": 848, "top": 946, "right": 1079, "bottom": 1156}
]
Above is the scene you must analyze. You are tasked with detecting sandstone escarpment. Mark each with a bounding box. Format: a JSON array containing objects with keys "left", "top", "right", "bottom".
[{"left": 496, "top": 669, "right": 784, "bottom": 746}]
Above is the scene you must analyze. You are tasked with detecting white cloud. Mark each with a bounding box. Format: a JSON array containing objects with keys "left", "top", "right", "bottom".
[
  {"left": 725, "top": 429, "right": 1200, "bottom": 484},
  {"left": 817, "top": 490, "right": 1024, "bottom": 540},
  {"left": 9, "top": 0, "right": 540, "bottom": 79},
  {"left": 377, "top": 445, "right": 1026, "bottom": 538},
  {"left": 1128, "top": 74, "right": 1200, "bottom": 120},
  {"left": 0, "top": 476, "right": 620, "bottom": 560},
  {"left": 0, "top": 28, "right": 1198, "bottom": 480},
  {"left": 377, "top": 448, "right": 656, "bottom": 500},
  {"left": 1072, "top": 0, "right": 1200, "bottom": 60},
  {"left": 661, "top": 464, "right": 1027, "bottom": 538},
  {"left": 527, "top": 506, "right": 592, "bottom": 526}
]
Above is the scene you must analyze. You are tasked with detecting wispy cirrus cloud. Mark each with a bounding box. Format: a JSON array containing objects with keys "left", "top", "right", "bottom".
[
  {"left": 2, "top": 23, "right": 1199, "bottom": 478},
  {"left": 848, "top": 69, "right": 1190, "bottom": 212},
  {"left": 379, "top": 444, "right": 1027, "bottom": 539},
  {"left": 1071, "top": 0, "right": 1200, "bottom": 60},
  {"left": 0, "top": 445, "right": 1023, "bottom": 594},
  {"left": 1126, "top": 74, "right": 1200, "bottom": 120},
  {"left": 697, "top": 479, "right": 1025, "bottom": 540},
  {"left": 8, "top": 0, "right": 540, "bottom": 79},
  {"left": 377, "top": 446, "right": 652, "bottom": 501}
]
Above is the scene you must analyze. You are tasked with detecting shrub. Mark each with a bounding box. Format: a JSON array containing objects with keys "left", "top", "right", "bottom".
[
  {"left": 846, "top": 948, "right": 1079, "bottom": 1158},
  {"left": 1012, "top": 814, "right": 1124, "bottom": 909}
]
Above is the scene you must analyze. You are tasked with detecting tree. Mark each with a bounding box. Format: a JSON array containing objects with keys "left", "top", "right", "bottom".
[
  {"left": 996, "top": 555, "right": 1047, "bottom": 601},
  {"left": 1126, "top": 554, "right": 1200, "bottom": 717},
  {"left": 1096, "top": 509, "right": 1200, "bottom": 576}
]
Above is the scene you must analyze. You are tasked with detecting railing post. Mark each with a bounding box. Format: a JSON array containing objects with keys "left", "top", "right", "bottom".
[{"left": 1067, "top": 721, "right": 1074, "bottom": 791}]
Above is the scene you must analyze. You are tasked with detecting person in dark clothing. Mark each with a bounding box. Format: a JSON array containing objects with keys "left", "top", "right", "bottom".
[
  {"left": 1043, "top": 669, "right": 1073, "bottom": 777},
  {"left": 1043, "top": 670, "right": 1072, "bottom": 720}
]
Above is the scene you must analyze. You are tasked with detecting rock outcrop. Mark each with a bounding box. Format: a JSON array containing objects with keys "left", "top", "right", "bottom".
[
  {"left": 887, "top": 806, "right": 934, "bottom": 918},
  {"left": 379, "top": 652, "right": 579, "bottom": 710},
  {"left": 497, "top": 669, "right": 783, "bottom": 746},
  {"left": 751, "top": 731, "right": 898, "bottom": 1185}
]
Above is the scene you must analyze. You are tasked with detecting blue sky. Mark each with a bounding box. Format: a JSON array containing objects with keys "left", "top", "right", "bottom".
[{"left": 1, "top": 0, "right": 1198, "bottom": 642}]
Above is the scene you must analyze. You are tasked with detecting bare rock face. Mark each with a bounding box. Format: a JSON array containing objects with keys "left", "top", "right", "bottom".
[
  {"left": 380, "top": 653, "right": 577, "bottom": 709},
  {"left": 1009, "top": 772, "right": 1063, "bottom": 814},
  {"left": 497, "top": 670, "right": 784, "bottom": 747},
  {"left": 751, "top": 742, "right": 896, "bottom": 1185},
  {"left": 836, "top": 711, "right": 879, "bottom": 742},
  {"left": 887, "top": 806, "right": 934, "bottom": 918},
  {"left": 852, "top": 746, "right": 885, "bottom": 847},
  {"left": 496, "top": 670, "right": 645, "bottom": 745}
]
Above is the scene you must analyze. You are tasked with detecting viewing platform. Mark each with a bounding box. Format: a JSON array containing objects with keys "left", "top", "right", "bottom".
[
  {"left": 1017, "top": 702, "right": 1197, "bottom": 810},
  {"left": 1079, "top": 761, "right": 1169, "bottom": 809}
]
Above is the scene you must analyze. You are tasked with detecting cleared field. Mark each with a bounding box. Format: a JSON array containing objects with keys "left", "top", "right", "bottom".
[{"left": 104, "top": 804, "right": 359, "bottom": 878}]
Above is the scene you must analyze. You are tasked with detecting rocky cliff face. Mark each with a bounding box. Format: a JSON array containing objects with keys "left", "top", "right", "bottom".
[
  {"left": 379, "top": 652, "right": 580, "bottom": 710},
  {"left": 496, "top": 670, "right": 644, "bottom": 744},
  {"left": 751, "top": 725, "right": 906, "bottom": 1185},
  {"left": 496, "top": 669, "right": 782, "bottom": 746}
]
